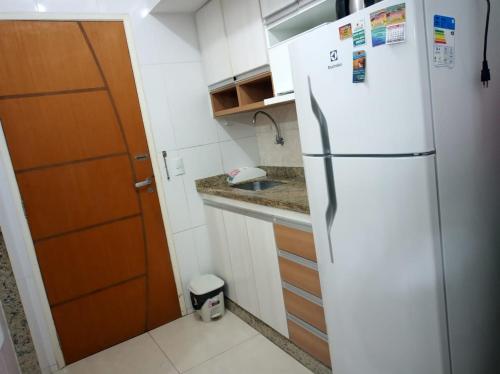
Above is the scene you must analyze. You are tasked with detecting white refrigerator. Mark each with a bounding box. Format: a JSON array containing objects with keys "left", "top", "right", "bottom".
[{"left": 290, "top": 0, "right": 500, "bottom": 373}]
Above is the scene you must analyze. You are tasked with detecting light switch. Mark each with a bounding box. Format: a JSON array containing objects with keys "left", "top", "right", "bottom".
[{"left": 171, "top": 157, "right": 185, "bottom": 176}]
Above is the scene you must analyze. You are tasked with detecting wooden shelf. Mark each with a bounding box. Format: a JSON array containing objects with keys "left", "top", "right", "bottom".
[
  {"left": 211, "top": 72, "right": 279, "bottom": 117},
  {"left": 210, "top": 85, "right": 239, "bottom": 113},
  {"left": 237, "top": 73, "right": 274, "bottom": 106}
]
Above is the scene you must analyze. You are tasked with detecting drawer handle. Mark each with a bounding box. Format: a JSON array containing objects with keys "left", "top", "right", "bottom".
[{"left": 287, "top": 313, "right": 328, "bottom": 342}]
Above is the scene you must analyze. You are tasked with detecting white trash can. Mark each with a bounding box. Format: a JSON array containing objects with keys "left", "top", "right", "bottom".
[{"left": 189, "top": 274, "right": 225, "bottom": 322}]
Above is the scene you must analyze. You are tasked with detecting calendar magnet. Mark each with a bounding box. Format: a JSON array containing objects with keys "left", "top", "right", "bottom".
[{"left": 386, "top": 23, "right": 405, "bottom": 44}]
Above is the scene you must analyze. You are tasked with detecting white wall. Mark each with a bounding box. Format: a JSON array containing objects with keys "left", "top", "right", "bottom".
[{"left": 0, "top": 0, "right": 260, "bottom": 372}]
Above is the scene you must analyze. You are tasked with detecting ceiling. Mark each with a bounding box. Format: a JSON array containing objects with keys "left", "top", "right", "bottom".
[{"left": 152, "top": 0, "right": 207, "bottom": 13}]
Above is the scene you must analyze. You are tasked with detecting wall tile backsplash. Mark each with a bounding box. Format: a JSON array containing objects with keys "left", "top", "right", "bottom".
[
  {"left": 222, "top": 102, "right": 303, "bottom": 168},
  {"left": 254, "top": 103, "right": 303, "bottom": 167}
]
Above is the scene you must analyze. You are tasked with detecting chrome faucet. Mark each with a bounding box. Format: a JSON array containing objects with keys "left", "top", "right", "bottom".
[{"left": 252, "top": 110, "right": 285, "bottom": 146}]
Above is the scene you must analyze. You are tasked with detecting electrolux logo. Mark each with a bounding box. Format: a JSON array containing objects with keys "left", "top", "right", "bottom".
[{"left": 328, "top": 49, "right": 342, "bottom": 70}]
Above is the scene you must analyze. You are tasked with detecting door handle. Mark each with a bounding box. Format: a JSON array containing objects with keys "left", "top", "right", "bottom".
[
  {"left": 309, "top": 77, "right": 337, "bottom": 263},
  {"left": 135, "top": 177, "right": 153, "bottom": 190},
  {"left": 162, "top": 151, "right": 171, "bottom": 180}
]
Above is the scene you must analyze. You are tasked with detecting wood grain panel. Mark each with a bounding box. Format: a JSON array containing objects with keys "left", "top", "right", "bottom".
[
  {"left": 80, "top": 22, "right": 149, "bottom": 170},
  {"left": 0, "top": 21, "right": 103, "bottom": 96},
  {"left": 140, "top": 189, "right": 181, "bottom": 329},
  {"left": 274, "top": 224, "right": 317, "bottom": 262},
  {"left": 51, "top": 277, "right": 146, "bottom": 364},
  {"left": 278, "top": 257, "right": 322, "bottom": 298},
  {"left": 288, "top": 320, "right": 331, "bottom": 367},
  {"left": 17, "top": 155, "right": 140, "bottom": 240},
  {"left": 1, "top": 21, "right": 181, "bottom": 363},
  {"left": 0, "top": 91, "right": 126, "bottom": 170},
  {"left": 36, "top": 217, "right": 145, "bottom": 306},
  {"left": 81, "top": 21, "right": 181, "bottom": 328},
  {"left": 283, "top": 288, "right": 327, "bottom": 333}
]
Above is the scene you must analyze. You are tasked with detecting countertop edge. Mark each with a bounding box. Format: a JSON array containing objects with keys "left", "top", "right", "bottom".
[{"left": 200, "top": 193, "right": 312, "bottom": 228}]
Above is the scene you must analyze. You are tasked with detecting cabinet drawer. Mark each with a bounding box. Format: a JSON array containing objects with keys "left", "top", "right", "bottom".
[
  {"left": 283, "top": 288, "right": 326, "bottom": 333},
  {"left": 278, "top": 257, "right": 321, "bottom": 297},
  {"left": 288, "top": 319, "right": 331, "bottom": 367},
  {"left": 274, "top": 224, "right": 316, "bottom": 262}
]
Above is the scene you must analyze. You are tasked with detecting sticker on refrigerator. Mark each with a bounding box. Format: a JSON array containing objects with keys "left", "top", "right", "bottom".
[
  {"left": 386, "top": 4, "right": 406, "bottom": 25},
  {"left": 385, "top": 3, "right": 406, "bottom": 44},
  {"left": 353, "top": 50, "right": 366, "bottom": 83},
  {"left": 339, "top": 23, "right": 352, "bottom": 40},
  {"left": 370, "top": 9, "right": 387, "bottom": 47},
  {"left": 353, "top": 19, "right": 366, "bottom": 47},
  {"left": 386, "top": 23, "right": 405, "bottom": 44},
  {"left": 370, "top": 3, "right": 406, "bottom": 47},
  {"left": 433, "top": 15, "right": 456, "bottom": 68}
]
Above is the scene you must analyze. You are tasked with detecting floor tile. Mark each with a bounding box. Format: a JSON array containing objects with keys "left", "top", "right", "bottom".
[
  {"left": 149, "top": 311, "right": 258, "bottom": 372},
  {"left": 185, "top": 335, "right": 312, "bottom": 374},
  {"left": 56, "top": 334, "right": 177, "bottom": 374}
]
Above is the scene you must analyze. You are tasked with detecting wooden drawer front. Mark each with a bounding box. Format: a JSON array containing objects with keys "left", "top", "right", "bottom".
[
  {"left": 274, "top": 224, "right": 316, "bottom": 262},
  {"left": 278, "top": 257, "right": 321, "bottom": 298},
  {"left": 283, "top": 288, "right": 326, "bottom": 333},
  {"left": 288, "top": 320, "right": 331, "bottom": 368}
]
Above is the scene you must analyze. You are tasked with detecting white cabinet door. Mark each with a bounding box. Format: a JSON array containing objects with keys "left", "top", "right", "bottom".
[
  {"left": 260, "top": 0, "right": 297, "bottom": 18},
  {"left": 269, "top": 41, "right": 294, "bottom": 95},
  {"left": 195, "top": 0, "right": 234, "bottom": 86},
  {"left": 222, "top": 210, "right": 260, "bottom": 317},
  {"left": 221, "top": 0, "right": 269, "bottom": 76},
  {"left": 204, "top": 206, "right": 237, "bottom": 300},
  {"left": 246, "top": 217, "right": 289, "bottom": 337},
  {"left": 298, "top": 0, "right": 318, "bottom": 8}
]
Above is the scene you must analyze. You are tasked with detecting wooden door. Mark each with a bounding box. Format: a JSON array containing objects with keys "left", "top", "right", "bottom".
[{"left": 0, "top": 20, "right": 181, "bottom": 364}]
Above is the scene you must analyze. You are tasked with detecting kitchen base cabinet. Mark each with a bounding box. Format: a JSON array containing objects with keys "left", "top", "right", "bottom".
[
  {"left": 204, "top": 202, "right": 331, "bottom": 367},
  {"left": 288, "top": 319, "right": 331, "bottom": 367},
  {"left": 274, "top": 223, "right": 332, "bottom": 368},
  {"left": 203, "top": 205, "right": 289, "bottom": 336},
  {"left": 222, "top": 210, "right": 261, "bottom": 317},
  {"left": 246, "top": 216, "right": 288, "bottom": 337},
  {"left": 204, "top": 206, "right": 237, "bottom": 300}
]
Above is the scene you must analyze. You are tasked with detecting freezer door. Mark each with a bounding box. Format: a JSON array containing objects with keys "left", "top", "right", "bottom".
[
  {"left": 291, "top": 0, "right": 435, "bottom": 155},
  {"left": 303, "top": 154, "right": 450, "bottom": 374}
]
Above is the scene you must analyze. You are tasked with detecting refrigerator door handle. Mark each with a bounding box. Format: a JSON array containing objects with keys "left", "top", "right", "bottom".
[
  {"left": 309, "top": 77, "right": 337, "bottom": 263},
  {"left": 308, "top": 76, "right": 332, "bottom": 154},
  {"left": 323, "top": 157, "right": 337, "bottom": 263}
]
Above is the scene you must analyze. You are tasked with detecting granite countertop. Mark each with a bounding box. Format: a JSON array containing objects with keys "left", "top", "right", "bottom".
[{"left": 196, "top": 166, "right": 310, "bottom": 215}]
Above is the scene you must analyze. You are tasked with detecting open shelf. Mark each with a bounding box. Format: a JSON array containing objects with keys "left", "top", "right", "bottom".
[
  {"left": 210, "top": 86, "right": 239, "bottom": 114},
  {"left": 210, "top": 72, "right": 277, "bottom": 117},
  {"left": 237, "top": 73, "right": 274, "bottom": 106},
  {"left": 267, "top": 0, "right": 336, "bottom": 47}
]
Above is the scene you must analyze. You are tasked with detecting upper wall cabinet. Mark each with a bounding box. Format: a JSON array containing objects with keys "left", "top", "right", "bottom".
[
  {"left": 196, "top": 0, "right": 269, "bottom": 86},
  {"left": 195, "top": 0, "right": 233, "bottom": 86},
  {"left": 260, "top": 0, "right": 298, "bottom": 19},
  {"left": 221, "top": 0, "right": 269, "bottom": 77}
]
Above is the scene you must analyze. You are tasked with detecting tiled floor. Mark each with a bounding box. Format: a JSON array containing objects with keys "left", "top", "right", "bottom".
[{"left": 57, "top": 311, "right": 311, "bottom": 374}]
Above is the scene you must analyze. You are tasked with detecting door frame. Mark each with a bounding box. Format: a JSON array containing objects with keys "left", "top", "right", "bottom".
[{"left": 0, "top": 13, "right": 186, "bottom": 369}]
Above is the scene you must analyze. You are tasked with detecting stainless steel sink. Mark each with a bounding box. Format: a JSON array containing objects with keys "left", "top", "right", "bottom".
[{"left": 232, "top": 180, "right": 283, "bottom": 191}]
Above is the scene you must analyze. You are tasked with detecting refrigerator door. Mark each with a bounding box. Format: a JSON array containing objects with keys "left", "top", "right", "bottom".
[
  {"left": 291, "top": 0, "right": 435, "bottom": 156},
  {"left": 303, "top": 154, "right": 450, "bottom": 374}
]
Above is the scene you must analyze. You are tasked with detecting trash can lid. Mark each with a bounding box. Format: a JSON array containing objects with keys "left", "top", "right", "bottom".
[{"left": 189, "top": 274, "right": 224, "bottom": 295}]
